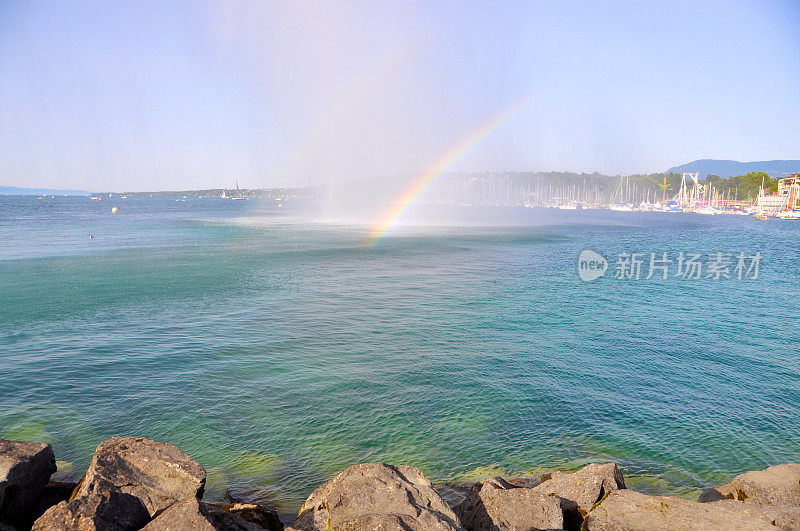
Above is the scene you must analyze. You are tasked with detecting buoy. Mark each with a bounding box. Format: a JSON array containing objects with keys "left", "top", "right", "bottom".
[{"left": 111, "top": 207, "right": 118, "bottom": 214}]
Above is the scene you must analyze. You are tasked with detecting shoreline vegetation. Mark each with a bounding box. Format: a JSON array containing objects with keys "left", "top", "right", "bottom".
[
  {"left": 1, "top": 436, "right": 798, "bottom": 530},
  {"left": 85, "top": 170, "right": 783, "bottom": 203},
  {"left": 74, "top": 168, "right": 798, "bottom": 218}
]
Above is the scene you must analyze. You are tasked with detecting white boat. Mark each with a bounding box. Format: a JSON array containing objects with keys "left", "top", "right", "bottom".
[
  {"left": 694, "top": 207, "right": 720, "bottom": 215},
  {"left": 609, "top": 204, "right": 634, "bottom": 212},
  {"left": 775, "top": 210, "right": 800, "bottom": 220}
]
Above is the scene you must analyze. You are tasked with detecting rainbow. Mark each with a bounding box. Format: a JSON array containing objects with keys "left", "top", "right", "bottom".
[{"left": 365, "top": 98, "right": 530, "bottom": 245}]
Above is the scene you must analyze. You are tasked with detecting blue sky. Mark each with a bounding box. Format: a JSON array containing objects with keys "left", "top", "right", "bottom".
[{"left": 1, "top": 1, "right": 798, "bottom": 191}]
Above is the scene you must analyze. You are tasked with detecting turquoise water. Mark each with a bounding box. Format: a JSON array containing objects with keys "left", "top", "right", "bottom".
[{"left": 1, "top": 196, "right": 798, "bottom": 511}]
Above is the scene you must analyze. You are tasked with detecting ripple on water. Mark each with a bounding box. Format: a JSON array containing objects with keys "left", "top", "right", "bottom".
[{"left": 1, "top": 200, "right": 799, "bottom": 511}]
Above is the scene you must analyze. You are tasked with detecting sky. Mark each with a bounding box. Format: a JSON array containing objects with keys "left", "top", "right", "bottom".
[{"left": 1, "top": 1, "right": 799, "bottom": 191}]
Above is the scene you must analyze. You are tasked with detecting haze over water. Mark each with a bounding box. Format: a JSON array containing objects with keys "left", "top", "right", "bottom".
[{"left": 1, "top": 196, "right": 798, "bottom": 512}]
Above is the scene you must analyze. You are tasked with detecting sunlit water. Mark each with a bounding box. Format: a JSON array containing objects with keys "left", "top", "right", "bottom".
[{"left": 1, "top": 196, "right": 798, "bottom": 512}]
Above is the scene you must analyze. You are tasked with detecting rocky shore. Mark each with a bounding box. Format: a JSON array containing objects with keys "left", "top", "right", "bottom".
[{"left": 1, "top": 436, "right": 798, "bottom": 530}]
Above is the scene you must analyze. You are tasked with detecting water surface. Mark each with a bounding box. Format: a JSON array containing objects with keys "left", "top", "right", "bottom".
[{"left": 1, "top": 196, "right": 798, "bottom": 510}]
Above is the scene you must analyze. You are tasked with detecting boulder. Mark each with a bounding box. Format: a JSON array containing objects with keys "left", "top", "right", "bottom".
[
  {"left": 142, "top": 498, "right": 263, "bottom": 530},
  {"left": 292, "top": 463, "right": 462, "bottom": 530},
  {"left": 698, "top": 464, "right": 800, "bottom": 529},
  {"left": 319, "top": 512, "right": 444, "bottom": 530},
  {"left": 0, "top": 439, "right": 57, "bottom": 528},
  {"left": 699, "top": 483, "right": 735, "bottom": 503},
  {"left": 729, "top": 464, "right": 800, "bottom": 506},
  {"left": 739, "top": 504, "right": 800, "bottom": 530},
  {"left": 72, "top": 436, "right": 206, "bottom": 518},
  {"left": 532, "top": 462, "right": 625, "bottom": 515},
  {"left": 453, "top": 476, "right": 563, "bottom": 530},
  {"left": 212, "top": 502, "right": 283, "bottom": 531},
  {"left": 32, "top": 490, "right": 150, "bottom": 531},
  {"left": 582, "top": 489, "right": 778, "bottom": 530}
]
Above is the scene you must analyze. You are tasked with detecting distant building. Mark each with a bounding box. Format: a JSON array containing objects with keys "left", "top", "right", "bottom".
[
  {"left": 777, "top": 173, "right": 799, "bottom": 196},
  {"left": 776, "top": 173, "right": 799, "bottom": 210}
]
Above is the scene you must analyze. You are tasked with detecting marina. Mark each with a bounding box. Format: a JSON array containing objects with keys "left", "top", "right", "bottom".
[{"left": 418, "top": 171, "right": 800, "bottom": 219}]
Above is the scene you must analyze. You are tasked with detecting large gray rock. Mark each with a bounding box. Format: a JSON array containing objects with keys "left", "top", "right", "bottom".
[
  {"left": 741, "top": 505, "right": 800, "bottom": 530},
  {"left": 292, "top": 463, "right": 462, "bottom": 530},
  {"left": 532, "top": 462, "right": 625, "bottom": 515},
  {"left": 523, "top": 462, "right": 625, "bottom": 528},
  {"left": 729, "top": 464, "right": 800, "bottom": 506},
  {"left": 311, "top": 512, "right": 446, "bottom": 530},
  {"left": 72, "top": 436, "right": 206, "bottom": 518},
  {"left": 33, "top": 436, "right": 207, "bottom": 530},
  {"left": 0, "top": 439, "right": 56, "bottom": 528},
  {"left": 142, "top": 498, "right": 263, "bottom": 530},
  {"left": 453, "top": 476, "right": 563, "bottom": 530},
  {"left": 699, "top": 483, "right": 736, "bottom": 503},
  {"left": 583, "top": 489, "right": 778, "bottom": 530},
  {"left": 699, "top": 464, "right": 800, "bottom": 529},
  {"left": 32, "top": 490, "right": 150, "bottom": 531}
]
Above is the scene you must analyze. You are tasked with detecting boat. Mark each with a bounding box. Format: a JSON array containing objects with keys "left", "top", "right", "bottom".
[
  {"left": 775, "top": 210, "right": 800, "bottom": 220},
  {"left": 694, "top": 207, "right": 720, "bottom": 215},
  {"left": 230, "top": 180, "right": 246, "bottom": 200},
  {"left": 753, "top": 178, "right": 770, "bottom": 220},
  {"left": 609, "top": 204, "right": 634, "bottom": 212}
]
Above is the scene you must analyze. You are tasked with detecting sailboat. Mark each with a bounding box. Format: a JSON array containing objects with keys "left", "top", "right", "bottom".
[
  {"left": 754, "top": 177, "right": 768, "bottom": 220},
  {"left": 608, "top": 172, "right": 634, "bottom": 211},
  {"left": 230, "top": 180, "right": 246, "bottom": 200}
]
